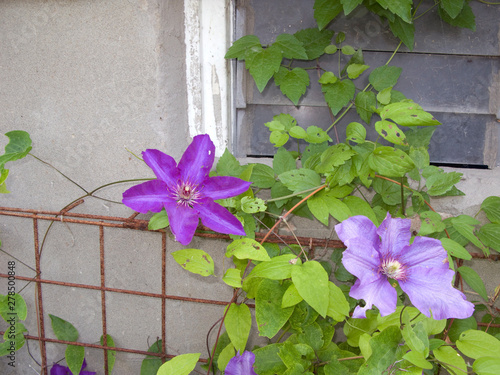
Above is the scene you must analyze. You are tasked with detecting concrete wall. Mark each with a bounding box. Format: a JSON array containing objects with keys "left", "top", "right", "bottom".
[{"left": 0, "top": 1, "right": 499, "bottom": 374}]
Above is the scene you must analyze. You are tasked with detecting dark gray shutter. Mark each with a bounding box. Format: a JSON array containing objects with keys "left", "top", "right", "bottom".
[{"left": 232, "top": 0, "right": 500, "bottom": 168}]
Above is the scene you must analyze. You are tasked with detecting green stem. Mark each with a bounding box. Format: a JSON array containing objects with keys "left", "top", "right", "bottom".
[{"left": 265, "top": 185, "right": 325, "bottom": 203}]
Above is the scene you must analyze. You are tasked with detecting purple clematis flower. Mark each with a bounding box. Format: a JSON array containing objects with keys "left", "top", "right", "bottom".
[
  {"left": 50, "top": 358, "right": 96, "bottom": 375},
  {"left": 225, "top": 351, "right": 258, "bottom": 375},
  {"left": 335, "top": 213, "right": 474, "bottom": 320},
  {"left": 122, "top": 134, "right": 251, "bottom": 245}
]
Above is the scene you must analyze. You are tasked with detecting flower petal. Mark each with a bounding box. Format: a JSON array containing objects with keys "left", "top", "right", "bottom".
[
  {"left": 142, "top": 149, "right": 180, "bottom": 186},
  {"left": 225, "top": 351, "right": 257, "bottom": 375},
  {"left": 122, "top": 180, "right": 172, "bottom": 214},
  {"left": 400, "top": 267, "right": 474, "bottom": 320},
  {"left": 50, "top": 363, "right": 70, "bottom": 375},
  {"left": 350, "top": 276, "right": 397, "bottom": 318},
  {"left": 335, "top": 215, "right": 380, "bottom": 249},
  {"left": 400, "top": 236, "right": 450, "bottom": 270},
  {"left": 195, "top": 198, "right": 246, "bottom": 236},
  {"left": 377, "top": 213, "right": 411, "bottom": 258},
  {"left": 341, "top": 237, "right": 381, "bottom": 284},
  {"left": 203, "top": 176, "right": 251, "bottom": 200},
  {"left": 178, "top": 134, "right": 215, "bottom": 185},
  {"left": 164, "top": 202, "right": 200, "bottom": 245}
]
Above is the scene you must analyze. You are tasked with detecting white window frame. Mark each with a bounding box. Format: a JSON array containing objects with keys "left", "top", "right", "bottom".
[{"left": 184, "top": 0, "right": 234, "bottom": 157}]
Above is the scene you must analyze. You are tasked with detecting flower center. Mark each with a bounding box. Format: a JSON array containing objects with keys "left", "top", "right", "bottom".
[
  {"left": 380, "top": 258, "right": 407, "bottom": 281},
  {"left": 173, "top": 180, "right": 201, "bottom": 207}
]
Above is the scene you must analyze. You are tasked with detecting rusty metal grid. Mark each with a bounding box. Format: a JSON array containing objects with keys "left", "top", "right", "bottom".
[
  {"left": 1, "top": 203, "right": 498, "bottom": 374},
  {"left": 0, "top": 202, "right": 347, "bottom": 374}
]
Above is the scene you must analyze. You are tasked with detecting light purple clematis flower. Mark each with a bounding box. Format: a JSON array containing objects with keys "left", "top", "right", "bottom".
[
  {"left": 50, "top": 358, "right": 96, "bottom": 375},
  {"left": 122, "top": 134, "right": 251, "bottom": 245},
  {"left": 225, "top": 351, "right": 258, "bottom": 375},
  {"left": 335, "top": 213, "right": 474, "bottom": 320}
]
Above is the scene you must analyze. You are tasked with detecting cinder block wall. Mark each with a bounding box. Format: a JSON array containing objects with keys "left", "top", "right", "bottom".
[{"left": 0, "top": 1, "right": 499, "bottom": 374}]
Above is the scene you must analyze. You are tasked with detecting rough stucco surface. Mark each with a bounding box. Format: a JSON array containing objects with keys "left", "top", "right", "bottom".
[
  {"left": 0, "top": 1, "right": 499, "bottom": 374},
  {"left": 0, "top": 1, "right": 227, "bottom": 373}
]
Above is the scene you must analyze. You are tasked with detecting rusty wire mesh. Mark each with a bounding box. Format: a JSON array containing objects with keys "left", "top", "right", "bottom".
[
  {"left": 1, "top": 203, "right": 498, "bottom": 374},
  {"left": 0, "top": 202, "right": 346, "bottom": 374}
]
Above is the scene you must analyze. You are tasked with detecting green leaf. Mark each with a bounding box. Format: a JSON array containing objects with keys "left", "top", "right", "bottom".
[
  {"left": 314, "top": 0, "right": 343, "bottom": 30},
  {"left": 225, "top": 303, "right": 252, "bottom": 352},
  {"left": 419, "top": 211, "right": 445, "bottom": 236},
  {"left": 282, "top": 283, "right": 303, "bottom": 308},
  {"left": 375, "top": 120, "right": 407, "bottom": 146},
  {"left": 341, "top": 45, "right": 355, "bottom": 55},
  {"left": 148, "top": 209, "right": 169, "bottom": 230},
  {"left": 451, "top": 215, "right": 487, "bottom": 254},
  {"left": 49, "top": 314, "right": 79, "bottom": 342},
  {"left": 157, "top": 353, "right": 200, "bottom": 375},
  {"left": 307, "top": 189, "right": 352, "bottom": 225},
  {"left": 376, "top": 0, "right": 412, "bottom": 23},
  {"left": 278, "top": 168, "right": 321, "bottom": 194},
  {"left": 473, "top": 357, "right": 500, "bottom": 375},
  {"left": 66, "top": 345, "right": 85, "bottom": 375},
  {"left": 456, "top": 330, "right": 500, "bottom": 359},
  {"left": 141, "top": 340, "right": 163, "bottom": 375},
  {"left": 316, "top": 143, "right": 356, "bottom": 173},
  {"left": 289, "top": 126, "right": 307, "bottom": 139},
  {"left": 327, "top": 281, "right": 350, "bottom": 321},
  {"left": 347, "top": 63, "right": 369, "bottom": 79},
  {"left": 440, "top": 238, "right": 471, "bottom": 260},
  {"left": 0, "top": 131, "right": 32, "bottom": 169},
  {"left": 324, "top": 45, "right": 338, "bottom": 54},
  {"left": 223, "top": 268, "right": 242, "bottom": 288},
  {"left": 216, "top": 148, "right": 244, "bottom": 177},
  {"left": 274, "top": 67, "right": 310, "bottom": 106},
  {"left": 355, "top": 91, "right": 377, "bottom": 123},
  {"left": 246, "top": 45, "right": 282, "bottom": 92},
  {"left": 409, "top": 146, "right": 430, "bottom": 170},
  {"left": 241, "top": 196, "right": 267, "bottom": 214},
  {"left": 245, "top": 254, "right": 299, "bottom": 281},
  {"left": 172, "top": 249, "right": 214, "bottom": 277},
  {"left": 481, "top": 196, "right": 500, "bottom": 224},
  {"left": 379, "top": 101, "right": 441, "bottom": 126},
  {"left": 319, "top": 71, "right": 338, "bottom": 84},
  {"left": 457, "top": 266, "right": 488, "bottom": 301},
  {"left": 478, "top": 224, "right": 500, "bottom": 253},
  {"left": 294, "top": 28, "right": 334, "bottom": 60},
  {"left": 402, "top": 321, "right": 429, "bottom": 356},
  {"left": 253, "top": 344, "right": 287, "bottom": 375},
  {"left": 389, "top": 16, "right": 415, "bottom": 50},
  {"left": 323, "top": 79, "right": 356, "bottom": 116},
  {"left": 358, "top": 325, "right": 402, "bottom": 374},
  {"left": 346, "top": 122, "right": 366, "bottom": 144},
  {"left": 100, "top": 334, "right": 116, "bottom": 374},
  {"left": 343, "top": 196, "right": 377, "bottom": 224},
  {"left": 256, "top": 279, "right": 294, "bottom": 338},
  {"left": 217, "top": 343, "right": 235, "bottom": 372},
  {"left": 250, "top": 163, "right": 276, "bottom": 188},
  {"left": 304, "top": 126, "right": 332, "bottom": 144},
  {"left": 433, "top": 346, "right": 467, "bottom": 374},
  {"left": 273, "top": 147, "right": 296, "bottom": 176},
  {"left": 225, "top": 35, "right": 261, "bottom": 60},
  {"left": 438, "top": 2, "right": 475, "bottom": 30},
  {"left": 291, "top": 261, "right": 330, "bottom": 317},
  {"left": 369, "top": 66, "right": 402, "bottom": 91},
  {"left": 341, "top": 0, "right": 363, "bottom": 15},
  {"left": 377, "top": 87, "right": 392, "bottom": 105},
  {"left": 0, "top": 293, "right": 27, "bottom": 321},
  {"left": 426, "top": 171, "right": 462, "bottom": 196},
  {"left": 274, "top": 33, "right": 308, "bottom": 60},
  {"left": 402, "top": 350, "right": 432, "bottom": 369},
  {"left": 269, "top": 131, "right": 289, "bottom": 147},
  {"left": 448, "top": 316, "right": 477, "bottom": 342},
  {"left": 440, "top": 0, "right": 465, "bottom": 19},
  {"left": 226, "top": 238, "right": 271, "bottom": 261},
  {"left": 369, "top": 146, "right": 415, "bottom": 177}
]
